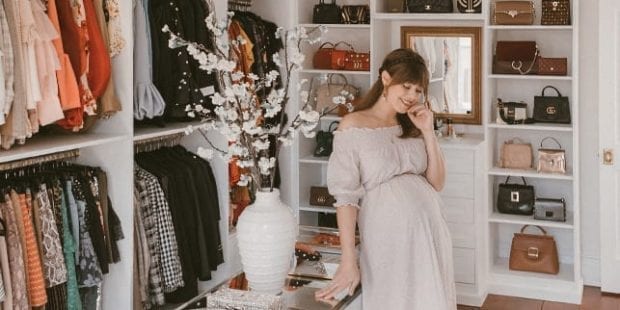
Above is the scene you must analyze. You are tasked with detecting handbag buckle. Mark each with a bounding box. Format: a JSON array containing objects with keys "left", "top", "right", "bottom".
[
  {"left": 508, "top": 10, "right": 519, "bottom": 18},
  {"left": 552, "top": 1, "right": 559, "bottom": 10},
  {"left": 527, "top": 247, "right": 539, "bottom": 260},
  {"left": 546, "top": 106, "right": 557, "bottom": 115},
  {"left": 425, "top": 4, "right": 431, "bottom": 10},
  {"left": 511, "top": 191, "right": 520, "bottom": 202}
]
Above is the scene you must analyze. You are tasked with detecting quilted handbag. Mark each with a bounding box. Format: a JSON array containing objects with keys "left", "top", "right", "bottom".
[
  {"left": 538, "top": 57, "right": 568, "bottom": 76},
  {"left": 313, "top": 0, "right": 342, "bottom": 24},
  {"left": 493, "top": 41, "right": 539, "bottom": 75},
  {"left": 541, "top": 0, "right": 571, "bottom": 25},
  {"left": 497, "top": 176, "right": 535, "bottom": 215},
  {"left": 509, "top": 225, "right": 560, "bottom": 274},
  {"left": 407, "top": 0, "right": 453, "bottom": 13},
  {"left": 537, "top": 137, "right": 566, "bottom": 174},
  {"left": 493, "top": 1, "right": 535, "bottom": 25},
  {"left": 310, "top": 186, "right": 336, "bottom": 207},
  {"left": 457, "top": 0, "right": 482, "bottom": 13},
  {"left": 533, "top": 85, "right": 571, "bottom": 124}
]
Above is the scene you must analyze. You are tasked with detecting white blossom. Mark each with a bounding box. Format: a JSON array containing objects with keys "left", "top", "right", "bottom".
[
  {"left": 252, "top": 140, "right": 270, "bottom": 151},
  {"left": 237, "top": 174, "right": 251, "bottom": 186},
  {"left": 299, "top": 110, "right": 320, "bottom": 123},
  {"left": 258, "top": 157, "right": 276, "bottom": 175},
  {"left": 231, "top": 71, "right": 244, "bottom": 81},
  {"left": 187, "top": 111, "right": 196, "bottom": 118},
  {"left": 332, "top": 95, "right": 346, "bottom": 105},
  {"left": 272, "top": 52, "right": 282, "bottom": 67},
  {"left": 227, "top": 110, "right": 239, "bottom": 121}
]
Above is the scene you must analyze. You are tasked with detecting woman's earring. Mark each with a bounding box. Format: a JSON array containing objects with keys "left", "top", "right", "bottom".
[{"left": 382, "top": 90, "right": 387, "bottom": 99}]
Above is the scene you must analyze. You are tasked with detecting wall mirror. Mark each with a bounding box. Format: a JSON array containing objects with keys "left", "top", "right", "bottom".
[{"left": 401, "top": 26, "right": 482, "bottom": 125}]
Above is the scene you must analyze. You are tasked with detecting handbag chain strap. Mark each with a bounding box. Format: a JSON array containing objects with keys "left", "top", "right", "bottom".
[
  {"left": 504, "top": 175, "right": 528, "bottom": 186},
  {"left": 520, "top": 225, "right": 548, "bottom": 235},
  {"left": 511, "top": 46, "right": 539, "bottom": 75},
  {"left": 328, "top": 73, "right": 349, "bottom": 86},
  {"left": 541, "top": 85, "right": 563, "bottom": 97},
  {"left": 540, "top": 136, "right": 562, "bottom": 149}
]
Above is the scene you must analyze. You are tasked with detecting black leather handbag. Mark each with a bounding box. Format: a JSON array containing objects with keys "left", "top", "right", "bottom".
[
  {"left": 497, "top": 176, "right": 535, "bottom": 215},
  {"left": 457, "top": 0, "right": 482, "bottom": 13},
  {"left": 313, "top": 0, "right": 342, "bottom": 24},
  {"left": 407, "top": 0, "right": 453, "bottom": 12},
  {"left": 314, "top": 121, "right": 339, "bottom": 157},
  {"left": 533, "top": 85, "right": 571, "bottom": 124}
]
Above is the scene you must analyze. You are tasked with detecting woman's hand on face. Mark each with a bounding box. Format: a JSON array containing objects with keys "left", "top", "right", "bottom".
[
  {"left": 315, "top": 258, "right": 360, "bottom": 300},
  {"left": 407, "top": 104, "right": 434, "bottom": 133}
]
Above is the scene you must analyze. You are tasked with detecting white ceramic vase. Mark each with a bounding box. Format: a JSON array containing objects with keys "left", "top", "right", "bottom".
[{"left": 236, "top": 189, "right": 297, "bottom": 295}]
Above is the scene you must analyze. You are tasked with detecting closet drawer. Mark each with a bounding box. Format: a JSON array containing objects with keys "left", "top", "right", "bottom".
[
  {"left": 443, "top": 149, "right": 474, "bottom": 175},
  {"left": 441, "top": 174, "right": 474, "bottom": 199},
  {"left": 447, "top": 223, "right": 475, "bottom": 248},
  {"left": 453, "top": 248, "right": 476, "bottom": 285},
  {"left": 441, "top": 197, "right": 474, "bottom": 224}
]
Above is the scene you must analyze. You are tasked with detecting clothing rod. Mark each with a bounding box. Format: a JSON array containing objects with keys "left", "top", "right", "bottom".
[
  {"left": 133, "top": 132, "right": 186, "bottom": 147},
  {"left": 0, "top": 149, "right": 80, "bottom": 171}
]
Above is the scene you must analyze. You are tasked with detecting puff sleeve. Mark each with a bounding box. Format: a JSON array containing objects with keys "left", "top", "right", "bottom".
[{"left": 327, "top": 132, "right": 365, "bottom": 209}]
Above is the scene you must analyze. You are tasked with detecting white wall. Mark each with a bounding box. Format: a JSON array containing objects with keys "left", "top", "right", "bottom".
[{"left": 579, "top": 0, "right": 601, "bottom": 286}]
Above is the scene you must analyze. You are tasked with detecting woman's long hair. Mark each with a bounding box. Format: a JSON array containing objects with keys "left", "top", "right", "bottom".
[{"left": 355, "top": 48, "right": 430, "bottom": 138}]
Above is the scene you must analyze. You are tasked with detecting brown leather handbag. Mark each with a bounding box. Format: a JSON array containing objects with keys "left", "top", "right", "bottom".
[
  {"left": 509, "top": 225, "right": 560, "bottom": 274},
  {"left": 344, "top": 51, "right": 370, "bottom": 71},
  {"left": 538, "top": 57, "right": 568, "bottom": 76},
  {"left": 313, "top": 42, "right": 348, "bottom": 70},
  {"left": 493, "top": 41, "right": 539, "bottom": 75},
  {"left": 541, "top": 0, "right": 571, "bottom": 25},
  {"left": 493, "top": 1, "right": 535, "bottom": 25},
  {"left": 310, "top": 187, "right": 336, "bottom": 207}
]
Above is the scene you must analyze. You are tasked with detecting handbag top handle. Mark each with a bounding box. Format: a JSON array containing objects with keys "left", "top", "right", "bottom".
[
  {"left": 506, "top": 137, "right": 529, "bottom": 144},
  {"left": 520, "top": 225, "right": 548, "bottom": 235},
  {"left": 317, "top": 42, "right": 336, "bottom": 49},
  {"left": 328, "top": 73, "right": 349, "bottom": 86},
  {"left": 328, "top": 121, "right": 340, "bottom": 132},
  {"left": 333, "top": 41, "right": 355, "bottom": 51},
  {"left": 540, "top": 136, "right": 563, "bottom": 149},
  {"left": 541, "top": 85, "right": 563, "bottom": 97},
  {"left": 504, "top": 175, "right": 528, "bottom": 186},
  {"left": 320, "top": 0, "right": 337, "bottom": 4}
]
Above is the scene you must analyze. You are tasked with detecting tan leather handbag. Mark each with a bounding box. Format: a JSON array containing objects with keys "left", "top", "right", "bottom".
[
  {"left": 500, "top": 138, "right": 533, "bottom": 169},
  {"left": 509, "top": 225, "right": 560, "bottom": 274},
  {"left": 315, "top": 74, "right": 359, "bottom": 115},
  {"left": 493, "top": 1, "right": 535, "bottom": 25},
  {"left": 537, "top": 137, "right": 566, "bottom": 174}
]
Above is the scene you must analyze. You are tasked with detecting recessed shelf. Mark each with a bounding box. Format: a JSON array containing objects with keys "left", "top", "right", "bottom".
[
  {"left": 488, "top": 167, "right": 574, "bottom": 181},
  {"left": 299, "top": 204, "right": 337, "bottom": 213},
  {"left": 299, "top": 156, "right": 329, "bottom": 165},
  {"left": 299, "top": 23, "right": 370, "bottom": 29},
  {"left": 489, "top": 213, "right": 574, "bottom": 229},
  {"left": 373, "top": 13, "right": 483, "bottom": 21},
  {"left": 489, "top": 25, "right": 573, "bottom": 31},
  {"left": 489, "top": 74, "right": 573, "bottom": 81},
  {"left": 487, "top": 123, "right": 573, "bottom": 132},
  {"left": 299, "top": 69, "right": 371, "bottom": 75},
  {"left": 491, "top": 258, "right": 575, "bottom": 284},
  {"left": 133, "top": 120, "right": 203, "bottom": 142},
  {"left": 0, "top": 133, "right": 128, "bottom": 163}
]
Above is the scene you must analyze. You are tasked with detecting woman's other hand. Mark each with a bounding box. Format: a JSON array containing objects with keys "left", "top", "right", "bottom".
[{"left": 315, "top": 257, "right": 360, "bottom": 300}]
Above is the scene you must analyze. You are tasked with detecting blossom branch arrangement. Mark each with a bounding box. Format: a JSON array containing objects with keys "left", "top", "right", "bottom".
[{"left": 163, "top": 12, "right": 354, "bottom": 191}]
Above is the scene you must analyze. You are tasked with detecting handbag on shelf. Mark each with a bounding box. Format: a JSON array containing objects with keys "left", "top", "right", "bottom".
[
  {"left": 541, "top": 0, "right": 571, "bottom": 25},
  {"left": 497, "top": 176, "right": 535, "bottom": 215},
  {"left": 496, "top": 99, "right": 533, "bottom": 125},
  {"left": 537, "top": 137, "right": 566, "bottom": 174},
  {"left": 533, "top": 85, "right": 571, "bottom": 124},
  {"left": 344, "top": 51, "right": 370, "bottom": 71},
  {"left": 509, "top": 225, "right": 560, "bottom": 274},
  {"left": 457, "top": 0, "right": 482, "bottom": 13},
  {"left": 407, "top": 0, "right": 453, "bottom": 13},
  {"left": 500, "top": 138, "right": 533, "bottom": 169},
  {"left": 314, "top": 121, "right": 340, "bottom": 157},
  {"left": 315, "top": 74, "right": 360, "bottom": 115},
  {"left": 493, "top": 1, "right": 535, "bottom": 25},
  {"left": 387, "top": 0, "right": 406, "bottom": 12},
  {"left": 313, "top": 42, "right": 348, "bottom": 70},
  {"left": 538, "top": 57, "right": 568, "bottom": 76},
  {"left": 534, "top": 198, "right": 566, "bottom": 222},
  {"left": 341, "top": 5, "right": 370, "bottom": 24},
  {"left": 312, "top": 0, "right": 342, "bottom": 24},
  {"left": 493, "top": 41, "right": 539, "bottom": 75},
  {"left": 310, "top": 186, "right": 336, "bottom": 207}
]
